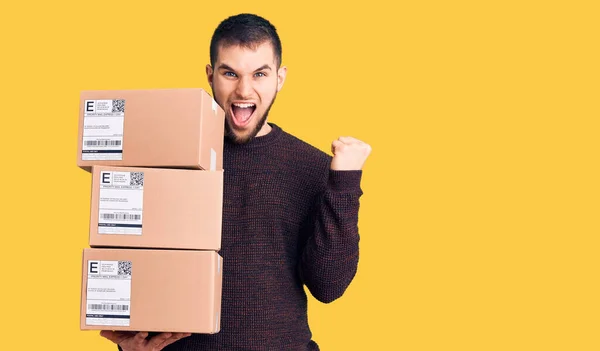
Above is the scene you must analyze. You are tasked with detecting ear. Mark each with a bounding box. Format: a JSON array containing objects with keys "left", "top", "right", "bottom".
[
  {"left": 277, "top": 66, "right": 287, "bottom": 92},
  {"left": 206, "top": 64, "right": 214, "bottom": 87}
]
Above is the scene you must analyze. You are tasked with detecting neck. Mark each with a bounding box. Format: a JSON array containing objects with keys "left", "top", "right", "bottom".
[{"left": 256, "top": 120, "right": 272, "bottom": 137}]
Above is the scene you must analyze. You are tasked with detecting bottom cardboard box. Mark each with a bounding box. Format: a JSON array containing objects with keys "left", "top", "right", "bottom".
[{"left": 80, "top": 248, "right": 222, "bottom": 334}]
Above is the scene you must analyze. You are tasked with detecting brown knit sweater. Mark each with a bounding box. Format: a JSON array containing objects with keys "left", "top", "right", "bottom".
[{"left": 121, "top": 123, "right": 363, "bottom": 350}]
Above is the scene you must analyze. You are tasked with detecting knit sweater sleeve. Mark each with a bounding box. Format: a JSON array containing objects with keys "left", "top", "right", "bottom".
[{"left": 298, "top": 169, "right": 363, "bottom": 303}]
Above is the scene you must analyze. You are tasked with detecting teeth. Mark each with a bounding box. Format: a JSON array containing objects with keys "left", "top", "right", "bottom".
[{"left": 233, "top": 103, "right": 255, "bottom": 108}]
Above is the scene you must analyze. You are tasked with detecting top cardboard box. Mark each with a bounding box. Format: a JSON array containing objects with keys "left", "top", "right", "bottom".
[{"left": 76, "top": 88, "right": 225, "bottom": 171}]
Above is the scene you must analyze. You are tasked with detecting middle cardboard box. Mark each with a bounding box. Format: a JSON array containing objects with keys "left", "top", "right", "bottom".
[{"left": 88, "top": 165, "right": 223, "bottom": 250}]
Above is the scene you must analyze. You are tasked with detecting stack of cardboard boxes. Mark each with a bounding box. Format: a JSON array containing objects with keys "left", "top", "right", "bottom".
[{"left": 77, "top": 88, "right": 225, "bottom": 334}]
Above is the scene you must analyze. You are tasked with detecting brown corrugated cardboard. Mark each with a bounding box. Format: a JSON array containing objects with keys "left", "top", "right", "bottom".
[
  {"left": 88, "top": 165, "right": 223, "bottom": 250},
  {"left": 76, "top": 88, "right": 225, "bottom": 171},
  {"left": 80, "top": 248, "right": 222, "bottom": 334}
]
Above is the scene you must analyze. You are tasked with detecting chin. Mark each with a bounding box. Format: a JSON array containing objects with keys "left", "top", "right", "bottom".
[
  {"left": 225, "top": 124, "right": 257, "bottom": 144},
  {"left": 225, "top": 114, "right": 268, "bottom": 145},
  {"left": 227, "top": 132, "right": 253, "bottom": 144}
]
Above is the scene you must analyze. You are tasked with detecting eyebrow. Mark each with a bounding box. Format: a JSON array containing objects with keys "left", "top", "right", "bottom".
[
  {"left": 253, "top": 64, "right": 272, "bottom": 72},
  {"left": 217, "top": 64, "right": 272, "bottom": 72}
]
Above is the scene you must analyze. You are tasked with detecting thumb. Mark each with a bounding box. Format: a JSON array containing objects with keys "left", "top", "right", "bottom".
[{"left": 331, "top": 140, "right": 343, "bottom": 155}]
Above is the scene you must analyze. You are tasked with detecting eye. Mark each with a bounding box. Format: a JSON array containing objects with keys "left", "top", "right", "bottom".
[
  {"left": 255, "top": 72, "right": 266, "bottom": 77},
  {"left": 224, "top": 71, "right": 237, "bottom": 77}
]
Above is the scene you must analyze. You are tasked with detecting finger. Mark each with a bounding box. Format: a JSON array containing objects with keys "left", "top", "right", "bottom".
[
  {"left": 153, "top": 334, "right": 188, "bottom": 351},
  {"left": 156, "top": 335, "right": 179, "bottom": 349},
  {"left": 338, "top": 136, "right": 361, "bottom": 144},
  {"left": 331, "top": 140, "right": 344, "bottom": 154},
  {"left": 168, "top": 332, "right": 191, "bottom": 339},
  {"left": 147, "top": 332, "right": 173, "bottom": 349},
  {"left": 132, "top": 331, "right": 149, "bottom": 347},
  {"left": 356, "top": 141, "right": 372, "bottom": 152},
  {"left": 100, "top": 330, "right": 118, "bottom": 343},
  {"left": 100, "top": 331, "right": 131, "bottom": 344},
  {"left": 344, "top": 138, "right": 371, "bottom": 153},
  {"left": 157, "top": 333, "right": 192, "bottom": 349}
]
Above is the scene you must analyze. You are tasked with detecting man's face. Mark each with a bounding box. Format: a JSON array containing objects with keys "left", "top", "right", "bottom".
[{"left": 206, "top": 41, "right": 287, "bottom": 144}]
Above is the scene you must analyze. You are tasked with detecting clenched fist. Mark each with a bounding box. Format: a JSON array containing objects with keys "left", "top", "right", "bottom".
[{"left": 330, "top": 136, "right": 372, "bottom": 171}]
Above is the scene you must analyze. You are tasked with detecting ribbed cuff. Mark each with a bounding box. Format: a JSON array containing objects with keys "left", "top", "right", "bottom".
[{"left": 328, "top": 170, "right": 363, "bottom": 192}]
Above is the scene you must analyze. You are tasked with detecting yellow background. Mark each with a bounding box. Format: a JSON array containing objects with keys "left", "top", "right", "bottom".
[{"left": 1, "top": 0, "right": 598, "bottom": 350}]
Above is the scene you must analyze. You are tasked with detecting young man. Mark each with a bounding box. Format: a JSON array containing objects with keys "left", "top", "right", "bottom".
[{"left": 101, "top": 13, "right": 371, "bottom": 351}]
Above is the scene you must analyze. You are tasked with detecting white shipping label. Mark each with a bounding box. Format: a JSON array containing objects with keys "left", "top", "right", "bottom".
[
  {"left": 98, "top": 171, "right": 144, "bottom": 235},
  {"left": 86, "top": 260, "right": 132, "bottom": 327},
  {"left": 82, "top": 99, "right": 125, "bottom": 161}
]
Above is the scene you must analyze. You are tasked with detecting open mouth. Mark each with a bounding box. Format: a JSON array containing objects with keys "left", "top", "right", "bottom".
[{"left": 230, "top": 102, "right": 256, "bottom": 128}]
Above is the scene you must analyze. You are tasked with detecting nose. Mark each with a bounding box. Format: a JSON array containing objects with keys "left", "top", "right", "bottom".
[{"left": 235, "top": 76, "right": 253, "bottom": 99}]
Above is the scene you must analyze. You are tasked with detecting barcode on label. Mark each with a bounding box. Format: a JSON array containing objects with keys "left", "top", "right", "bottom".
[
  {"left": 100, "top": 213, "right": 141, "bottom": 221},
  {"left": 88, "top": 304, "right": 129, "bottom": 311},
  {"left": 84, "top": 140, "right": 122, "bottom": 146},
  {"left": 112, "top": 99, "right": 125, "bottom": 113}
]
